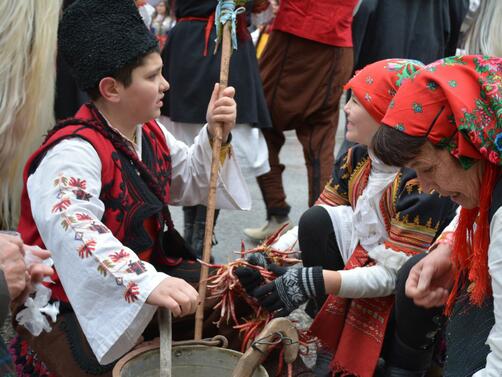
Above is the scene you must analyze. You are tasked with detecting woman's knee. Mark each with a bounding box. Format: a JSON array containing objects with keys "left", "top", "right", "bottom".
[
  {"left": 299, "top": 206, "right": 343, "bottom": 269},
  {"left": 298, "top": 206, "right": 332, "bottom": 243}
]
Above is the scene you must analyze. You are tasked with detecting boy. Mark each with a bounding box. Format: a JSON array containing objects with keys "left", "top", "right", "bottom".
[{"left": 10, "top": 0, "right": 251, "bottom": 376}]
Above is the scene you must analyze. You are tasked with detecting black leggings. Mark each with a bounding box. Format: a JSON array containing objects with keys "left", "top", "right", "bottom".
[
  {"left": 298, "top": 205, "right": 345, "bottom": 271},
  {"left": 298, "top": 206, "right": 444, "bottom": 371}
]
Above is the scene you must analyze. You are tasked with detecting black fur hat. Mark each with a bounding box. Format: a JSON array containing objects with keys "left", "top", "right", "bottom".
[{"left": 58, "top": 0, "right": 159, "bottom": 90}]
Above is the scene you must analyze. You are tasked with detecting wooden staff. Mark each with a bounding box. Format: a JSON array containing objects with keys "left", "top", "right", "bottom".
[
  {"left": 159, "top": 308, "right": 172, "bottom": 376},
  {"left": 194, "top": 17, "right": 233, "bottom": 340}
]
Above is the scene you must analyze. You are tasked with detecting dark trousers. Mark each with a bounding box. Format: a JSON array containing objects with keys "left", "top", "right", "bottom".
[
  {"left": 298, "top": 206, "right": 443, "bottom": 372},
  {"left": 256, "top": 31, "right": 354, "bottom": 218},
  {"left": 183, "top": 205, "right": 219, "bottom": 259}
]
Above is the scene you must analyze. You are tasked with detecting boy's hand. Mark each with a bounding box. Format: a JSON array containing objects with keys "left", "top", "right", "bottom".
[
  {"left": 147, "top": 276, "right": 200, "bottom": 317},
  {"left": 206, "top": 83, "right": 236, "bottom": 143}
]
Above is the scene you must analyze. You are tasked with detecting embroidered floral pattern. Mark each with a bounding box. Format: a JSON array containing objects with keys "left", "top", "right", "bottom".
[
  {"left": 78, "top": 240, "right": 96, "bottom": 258},
  {"left": 394, "top": 123, "right": 405, "bottom": 131},
  {"left": 52, "top": 198, "right": 71, "bottom": 213},
  {"left": 97, "top": 260, "right": 115, "bottom": 277},
  {"left": 427, "top": 80, "right": 438, "bottom": 91},
  {"left": 124, "top": 282, "right": 140, "bottom": 303},
  {"left": 345, "top": 59, "right": 424, "bottom": 123},
  {"left": 89, "top": 222, "right": 109, "bottom": 234},
  {"left": 412, "top": 102, "right": 423, "bottom": 113},
  {"left": 110, "top": 249, "right": 130, "bottom": 263},
  {"left": 127, "top": 260, "right": 147, "bottom": 275},
  {"left": 52, "top": 173, "right": 145, "bottom": 303}
]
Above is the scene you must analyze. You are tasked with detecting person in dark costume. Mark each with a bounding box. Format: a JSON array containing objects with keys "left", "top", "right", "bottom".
[
  {"left": 243, "top": 0, "right": 357, "bottom": 241},
  {"left": 160, "top": 0, "right": 273, "bottom": 257}
]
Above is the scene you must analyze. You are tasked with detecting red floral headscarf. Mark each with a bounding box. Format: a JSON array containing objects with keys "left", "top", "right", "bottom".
[
  {"left": 382, "top": 55, "right": 502, "bottom": 168},
  {"left": 344, "top": 58, "right": 424, "bottom": 123},
  {"left": 381, "top": 55, "right": 502, "bottom": 312}
]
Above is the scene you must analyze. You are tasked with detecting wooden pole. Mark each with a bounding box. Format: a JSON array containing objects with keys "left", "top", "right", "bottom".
[
  {"left": 194, "top": 21, "right": 232, "bottom": 340},
  {"left": 159, "top": 308, "right": 172, "bottom": 377}
]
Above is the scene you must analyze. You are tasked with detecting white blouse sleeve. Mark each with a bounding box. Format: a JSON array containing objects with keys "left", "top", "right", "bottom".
[
  {"left": 473, "top": 207, "right": 502, "bottom": 376},
  {"left": 27, "top": 138, "right": 167, "bottom": 365},
  {"left": 338, "top": 244, "right": 411, "bottom": 298},
  {"left": 157, "top": 120, "right": 252, "bottom": 210}
]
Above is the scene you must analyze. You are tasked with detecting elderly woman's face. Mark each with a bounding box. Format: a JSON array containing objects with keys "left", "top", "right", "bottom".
[{"left": 408, "top": 142, "right": 484, "bottom": 209}]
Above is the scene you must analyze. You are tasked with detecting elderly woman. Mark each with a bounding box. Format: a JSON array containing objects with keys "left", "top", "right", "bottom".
[
  {"left": 372, "top": 55, "right": 502, "bottom": 377},
  {"left": 237, "top": 59, "right": 458, "bottom": 377}
]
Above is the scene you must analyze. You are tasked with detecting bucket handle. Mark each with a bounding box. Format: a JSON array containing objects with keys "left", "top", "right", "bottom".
[
  {"left": 232, "top": 318, "right": 299, "bottom": 377},
  {"left": 129, "top": 334, "right": 229, "bottom": 352},
  {"left": 169, "top": 335, "right": 229, "bottom": 349}
]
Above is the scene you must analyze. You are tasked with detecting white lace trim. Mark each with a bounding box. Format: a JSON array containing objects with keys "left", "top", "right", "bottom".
[
  {"left": 349, "top": 150, "right": 398, "bottom": 253},
  {"left": 366, "top": 243, "right": 411, "bottom": 271}
]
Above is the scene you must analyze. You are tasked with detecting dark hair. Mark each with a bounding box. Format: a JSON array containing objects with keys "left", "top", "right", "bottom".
[
  {"left": 153, "top": 0, "right": 170, "bottom": 19},
  {"left": 86, "top": 46, "right": 160, "bottom": 100},
  {"left": 371, "top": 125, "right": 428, "bottom": 167}
]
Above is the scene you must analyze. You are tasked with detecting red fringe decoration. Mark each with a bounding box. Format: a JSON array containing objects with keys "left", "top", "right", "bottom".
[{"left": 445, "top": 163, "right": 498, "bottom": 315}]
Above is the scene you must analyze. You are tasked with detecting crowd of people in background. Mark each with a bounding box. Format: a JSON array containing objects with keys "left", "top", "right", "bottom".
[{"left": 1, "top": 1, "right": 502, "bottom": 377}]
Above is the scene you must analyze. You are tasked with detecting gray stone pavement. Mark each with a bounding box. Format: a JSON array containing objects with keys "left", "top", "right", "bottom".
[{"left": 170, "top": 100, "right": 346, "bottom": 263}]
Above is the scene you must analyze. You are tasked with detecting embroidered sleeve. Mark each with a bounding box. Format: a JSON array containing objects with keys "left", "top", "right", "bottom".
[
  {"left": 315, "top": 149, "right": 353, "bottom": 206},
  {"left": 382, "top": 171, "right": 458, "bottom": 255},
  {"left": 157, "top": 121, "right": 252, "bottom": 210},
  {"left": 27, "top": 138, "right": 166, "bottom": 364}
]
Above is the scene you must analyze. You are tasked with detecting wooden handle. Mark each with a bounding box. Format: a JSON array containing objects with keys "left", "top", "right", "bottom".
[
  {"left": 194, "top": 21, "right": 233, "bottom": 341},
  {"left": 232, "top": 318, "right": 299, "bottom": 377},
  {"left": 159, "top": 308, "right": 172, "bottom": 377}
]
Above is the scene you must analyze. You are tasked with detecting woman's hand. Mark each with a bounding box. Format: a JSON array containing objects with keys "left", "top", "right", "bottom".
[
  {"left": 405, "top": 243, "right": 454, "bottom": 307},
  {"left": 0, "top": 235, "right": 53, "bottom": 303},
  {"left": 0, "top": 234, "right": 27, "bottom": 300}
]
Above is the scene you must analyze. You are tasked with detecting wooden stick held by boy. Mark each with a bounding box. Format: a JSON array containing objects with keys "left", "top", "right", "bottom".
[{"left": 195, "top": 0, "right": 245, "bottom": 340}]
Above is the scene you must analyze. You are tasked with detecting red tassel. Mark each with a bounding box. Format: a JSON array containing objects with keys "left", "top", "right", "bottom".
[
  {"left": 470, "top": 163, "right": 497, "bottom": 304},
  {"left": 445, "top": 163, "right": 498, "bottom": 315}
]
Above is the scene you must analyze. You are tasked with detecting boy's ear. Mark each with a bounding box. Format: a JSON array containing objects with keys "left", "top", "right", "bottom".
[{"left": 98, "top": 77, "right": 121, "bottom": 103}]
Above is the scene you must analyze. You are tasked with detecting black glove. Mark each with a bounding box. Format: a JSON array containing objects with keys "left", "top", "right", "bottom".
[
  {"left": 253, "top": 264, "right": 325, "bottom": 317},
  {"left": 234, "top": 251, "right": 270, "bottom": 295},
  {"left": 235, "top": 266, "right": 265, "bottom": 296},
  {"left": 245, "top": 252, "right": 268, "bottom": 268}
]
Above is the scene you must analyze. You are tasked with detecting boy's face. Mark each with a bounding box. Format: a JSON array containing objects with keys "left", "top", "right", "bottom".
[{"left": 117, "top": 52, "right": 169, "bottom": 124}]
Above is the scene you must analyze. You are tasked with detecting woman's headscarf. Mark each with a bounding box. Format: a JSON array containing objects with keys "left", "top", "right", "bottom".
[
  {"left": 344, "top": 58, "right": 424, "bottom": 123},
  {"left": 380, "top": 55, "right": 502, "bottom": 312},
  {"left": 382, "top": 55, "right": 502, "bottom": 168}
]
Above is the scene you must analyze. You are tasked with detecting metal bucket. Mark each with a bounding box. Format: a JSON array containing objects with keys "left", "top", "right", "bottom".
[{"left": 113, "top": 343, "right": 268, "bottom": 377}]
